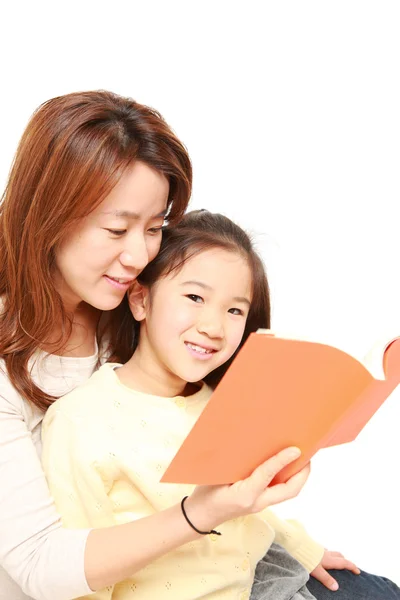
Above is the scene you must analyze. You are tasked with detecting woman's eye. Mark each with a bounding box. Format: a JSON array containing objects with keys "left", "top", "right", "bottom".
[
  {"left": 186, "top": 294, "right": 203, "bottom": 303},
  {"left": 147, "top": 227, "right": 163, "bottom": 234},
  {"left": 228, "top": 308, "right": 244, "bottom": 316},
  {"left": 105, "top": 229, "right": 127, "bottom": 236}
]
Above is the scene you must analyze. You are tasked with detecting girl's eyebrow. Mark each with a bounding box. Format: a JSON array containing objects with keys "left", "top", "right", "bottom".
[
  {"left": 181, "top": 280, "right": 212, "bottom": 290},
  {"left": 101, "top": 209, "right": 167, "bottom": 219},
  {"left": 181, "top": 280, "right": 251, "bottom": 306},
  {"left": 233, "top": 296, "right": 251, "bottom": 307}
]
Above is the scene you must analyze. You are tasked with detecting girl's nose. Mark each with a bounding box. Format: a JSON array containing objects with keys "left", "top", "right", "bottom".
[{"left": 197, "top": 316, "right": 224, "bottom": 339}]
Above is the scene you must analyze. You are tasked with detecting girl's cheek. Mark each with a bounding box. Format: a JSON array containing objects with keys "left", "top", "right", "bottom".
[
  {"left": 175, "top": 311, "right": 193, "bottom": 328},
  {"left": 231, "top": 326, "right": 246, "bottom": 350}
]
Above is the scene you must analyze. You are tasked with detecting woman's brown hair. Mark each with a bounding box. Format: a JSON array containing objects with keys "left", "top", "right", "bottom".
[
  {"left": 114, "top": 209, "right": 271, "bottom": 388},
  {"left": 0, "top": 90, "right": 192, "bottom": 410}
]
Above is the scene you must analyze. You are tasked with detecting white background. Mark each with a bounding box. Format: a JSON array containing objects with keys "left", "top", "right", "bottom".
[{"left": 1, "top": 0, "right": 399, "bottom": 586}]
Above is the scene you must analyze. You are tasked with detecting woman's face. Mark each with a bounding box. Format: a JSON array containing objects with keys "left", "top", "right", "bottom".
[{"left": 55, "top": 161, "right": 169, "bottom": 311}]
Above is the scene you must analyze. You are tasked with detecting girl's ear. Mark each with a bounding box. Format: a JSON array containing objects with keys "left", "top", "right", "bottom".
[{"left": 128, "top": 281, "right": 150, "bottom": 321}]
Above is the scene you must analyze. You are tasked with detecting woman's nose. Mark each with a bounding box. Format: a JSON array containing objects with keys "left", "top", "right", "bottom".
[{"left": 119, "top": 234, "right": 149, "bottom": 271}]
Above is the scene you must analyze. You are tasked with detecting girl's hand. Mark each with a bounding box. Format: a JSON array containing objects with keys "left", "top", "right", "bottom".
[
  {"left": 185, "top": 447, "right": 309, "bottom": 531},
  {"left": 311, "top": 549, "right": 360, "bottom": 591}
]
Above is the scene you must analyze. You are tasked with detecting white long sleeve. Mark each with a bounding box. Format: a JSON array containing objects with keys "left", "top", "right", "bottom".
[{"left": 0, "top": 353, "right": 98, "bottom": 600}]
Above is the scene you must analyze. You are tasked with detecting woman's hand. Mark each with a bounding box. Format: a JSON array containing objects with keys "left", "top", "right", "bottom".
[{"left": 185, "top": 447, "right": 309, "bottom": 531}]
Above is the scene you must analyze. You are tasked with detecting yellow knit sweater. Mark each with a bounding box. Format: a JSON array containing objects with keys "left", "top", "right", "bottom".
[{"left": 41, "top": 363, "right": 323, "bottom": 600}]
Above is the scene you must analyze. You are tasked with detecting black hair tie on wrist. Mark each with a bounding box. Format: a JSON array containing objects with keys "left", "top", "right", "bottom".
[{"left": 180, "top": 496, "right": 222, "bottom": 536}]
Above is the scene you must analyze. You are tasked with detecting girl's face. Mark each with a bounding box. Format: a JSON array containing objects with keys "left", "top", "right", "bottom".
[
  {"left": 131, "top": 247, "right": 252, "bottom": 394},
  {"left": 55, "top": 161, "right": 169, "bottom": 312}
]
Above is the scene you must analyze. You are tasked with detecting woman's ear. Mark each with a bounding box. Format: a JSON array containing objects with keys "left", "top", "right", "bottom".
[{"left": 128, "top": 281, "right": 150, "bottom": 321}]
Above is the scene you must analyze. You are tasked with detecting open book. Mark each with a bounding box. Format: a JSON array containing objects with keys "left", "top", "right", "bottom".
[{"left": 161, "top": 331, "right": 400, "bottom": 486}]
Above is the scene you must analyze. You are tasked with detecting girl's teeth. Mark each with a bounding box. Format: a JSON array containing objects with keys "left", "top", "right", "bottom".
[{"left": 187, "top": 343, "right": 212, "bottom": 354}]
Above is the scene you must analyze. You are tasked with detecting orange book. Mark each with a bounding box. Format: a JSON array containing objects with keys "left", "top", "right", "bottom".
[{"left": 161, "top": 331, "right": 400, "bottom": 486}]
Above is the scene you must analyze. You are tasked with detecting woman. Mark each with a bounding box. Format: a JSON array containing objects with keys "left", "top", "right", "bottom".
[{"left": 0, "top": 90, "right": 308, "bottom": 600}]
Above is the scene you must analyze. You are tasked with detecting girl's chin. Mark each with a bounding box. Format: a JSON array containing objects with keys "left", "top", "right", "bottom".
[{"left": 180, "top": 368, "right": 216, "bottom": 383}]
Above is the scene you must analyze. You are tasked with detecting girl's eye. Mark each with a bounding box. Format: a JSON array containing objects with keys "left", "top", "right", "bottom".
[
  {"left": 228, "top": 308, "right": 244, "bottom": 316},
  {"left": 186, "top": 294, "right": 203, "bottom": 303},
  {"left": 147, "top": 227, "right": 163, "bottom": 235},
  {"left": 105, "top": 229, "right": 126, "bottom": 236}
]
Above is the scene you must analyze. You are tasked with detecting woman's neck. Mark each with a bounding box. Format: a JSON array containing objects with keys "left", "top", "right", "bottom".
[{"left": 41, "top": 303, "right": 101, "bottom": 357}]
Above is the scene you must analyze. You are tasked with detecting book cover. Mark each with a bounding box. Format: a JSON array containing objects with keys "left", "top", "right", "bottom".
[{"left": 161, "top": 332, "right": 400, "bottom": 486}]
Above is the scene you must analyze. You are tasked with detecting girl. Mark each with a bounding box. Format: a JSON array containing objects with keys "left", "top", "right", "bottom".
[
  {"left": 41, "top": 209, "right": 314, "bottom": 600},
  {"left": 41, "top": 210, "right": 400, "bottom": 600}
]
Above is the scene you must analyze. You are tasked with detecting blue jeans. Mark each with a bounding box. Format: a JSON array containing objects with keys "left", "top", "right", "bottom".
[
  {"left": 307, "top": 568, "right": 400, "bottom": 599},
  {"left": 251, "top": 544, "right": 400, "bottom": 600}
]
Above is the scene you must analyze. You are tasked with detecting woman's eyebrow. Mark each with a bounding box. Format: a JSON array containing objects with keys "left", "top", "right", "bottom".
[{"left": 101, "top": 209, "right": 168, "bottom": 219}]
